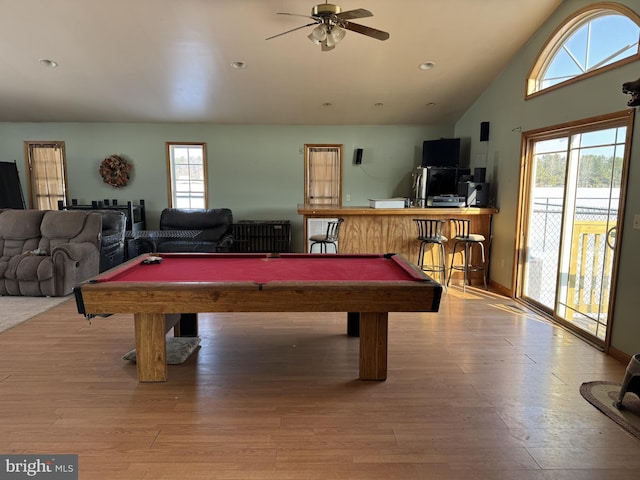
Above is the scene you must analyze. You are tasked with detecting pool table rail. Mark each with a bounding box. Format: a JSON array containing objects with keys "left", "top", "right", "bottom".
[{"left": 76, "top": 280, "right": 441, "bottom": 316}]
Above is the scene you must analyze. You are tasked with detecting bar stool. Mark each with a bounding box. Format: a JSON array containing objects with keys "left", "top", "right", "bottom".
[
  {"left": 413, "top": 219, "right": 448, "bottom": 287},
  {"left": 447, "top": 218, "right": 487, "bottom": 292},
  {"left": 309, "top": 218, "right": 344, "bottom": 253}
]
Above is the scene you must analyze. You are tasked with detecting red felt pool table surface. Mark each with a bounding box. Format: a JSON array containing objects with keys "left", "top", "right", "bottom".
[
  {"left": 98, "top": 253, "right": 425, "bottom": 284},
  {"left": 75, "top": 253, "right": 442, "bottom": 383}
]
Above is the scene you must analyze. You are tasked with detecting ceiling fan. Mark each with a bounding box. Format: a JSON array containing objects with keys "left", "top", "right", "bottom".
[{"left": 266, "top": 1, "right": 390, "bottom": 51}]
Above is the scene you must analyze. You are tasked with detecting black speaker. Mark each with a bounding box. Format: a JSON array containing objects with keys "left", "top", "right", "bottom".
[
  {"left": 480, "top": 122, "right": 490, "bottom": 142},
  {"left": 354, "top": 148, "right": 363, "bottom": 165},
  {"left": 474, "top": 167, "right": 486, "bottom": 182},
  {"left": 458, "top": 182, "right": 490, "bottom": 207}
]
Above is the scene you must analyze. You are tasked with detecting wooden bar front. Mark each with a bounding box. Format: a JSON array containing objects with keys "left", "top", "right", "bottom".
[{"left": 298, "top": 204, "right": 498, "bottom": 285}]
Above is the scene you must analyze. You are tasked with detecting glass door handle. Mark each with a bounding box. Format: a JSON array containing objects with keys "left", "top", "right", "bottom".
[{"left": 606, "top": 226, "right": 617, "bottom": 250}]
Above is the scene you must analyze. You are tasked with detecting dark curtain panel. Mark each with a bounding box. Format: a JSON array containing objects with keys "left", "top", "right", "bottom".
[{"left": 0, "top": 161, "right": 26, "bottom": 209}]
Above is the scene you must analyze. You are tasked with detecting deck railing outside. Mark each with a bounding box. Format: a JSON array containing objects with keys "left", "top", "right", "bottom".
[{"left": 527, "top": 197, "right": 616, "bottom": 339}]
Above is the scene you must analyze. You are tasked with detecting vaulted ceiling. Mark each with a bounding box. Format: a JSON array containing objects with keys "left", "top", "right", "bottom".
[{"left": 0, "top": 0, "right": 564, "bottom": 125}]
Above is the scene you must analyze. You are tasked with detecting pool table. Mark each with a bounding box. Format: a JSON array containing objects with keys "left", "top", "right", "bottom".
[{"left": 74, "top": 253, "right": 442, "bottom": 382}]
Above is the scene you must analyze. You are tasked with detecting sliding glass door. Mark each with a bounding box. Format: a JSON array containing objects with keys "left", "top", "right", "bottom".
[{"left": 518, "top": 111, "right": 633, "bottom": 345}]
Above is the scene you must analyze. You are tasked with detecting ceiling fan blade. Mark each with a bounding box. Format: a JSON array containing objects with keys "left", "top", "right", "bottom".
[
  {"left": 276, "top": 12, "right": 316, "bottom": 21},
  {"left": 266, "top": 21, "right": 318, "bottom": 41},
  {"left": 343, "top": 21, "right": 390, "bottom": 41},
  {"left": 337, "top": 8, "right": 373, "bottom": 20}
]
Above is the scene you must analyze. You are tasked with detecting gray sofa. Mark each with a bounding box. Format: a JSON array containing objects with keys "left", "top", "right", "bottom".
[{"left": 0, "top": 209, "right": 101, "bottom": 296}]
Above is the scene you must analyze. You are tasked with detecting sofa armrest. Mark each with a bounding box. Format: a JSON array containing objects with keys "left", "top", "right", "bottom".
[
  {"left": 216, "top": 233, "right": 234, "bottom": 252},
  {"left": 52, "top": 242, "right": 99, "bottom": 263},
  {"left": 52, "top": 242, "right": 100, "bottom": 296}
]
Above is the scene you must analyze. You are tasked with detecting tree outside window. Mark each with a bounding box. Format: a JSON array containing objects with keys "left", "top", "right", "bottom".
[{"left": 166, "top": 143, "right": 207, "bottom": 209}]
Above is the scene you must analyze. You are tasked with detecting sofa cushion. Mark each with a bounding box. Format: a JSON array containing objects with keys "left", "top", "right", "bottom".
[
  {"left": 0, "top": 209, "right": 47, "bottom": 256},
  {"left": 39, "top": 210, "right": 101, "bottom": 250},
  {"left": 0, "top": 209, "right": 46, "bottom": 239},
  {"left": 5, "top": 254, "right": 54, "bottom": 281},
  {"left": 41, "top": 210, "right": 91, "bottom": 238}
]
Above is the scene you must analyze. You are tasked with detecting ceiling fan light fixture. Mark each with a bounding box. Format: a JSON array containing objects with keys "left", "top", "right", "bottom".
[
  {"left": 268, "top": 3, "right": 389, "bottom": 47},
  {"left": 325, "top": 25, "right": 346, "bottom": 48},
  {"left": 308, "top": 24, "right": 328, "bottom": 45}
]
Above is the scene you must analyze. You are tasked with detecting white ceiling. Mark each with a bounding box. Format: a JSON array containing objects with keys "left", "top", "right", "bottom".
[{"left": 0, "top": 0, "right": 564, "bottom": 125}]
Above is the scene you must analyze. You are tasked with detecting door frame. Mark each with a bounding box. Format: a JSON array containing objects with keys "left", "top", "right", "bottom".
[{"left": 514, "top": 109, "right": 635, "bottom": 351}]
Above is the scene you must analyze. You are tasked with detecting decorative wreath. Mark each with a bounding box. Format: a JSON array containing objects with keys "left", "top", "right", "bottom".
[{"left": 99, "top": 154, "right": 132, "bottom": 188}]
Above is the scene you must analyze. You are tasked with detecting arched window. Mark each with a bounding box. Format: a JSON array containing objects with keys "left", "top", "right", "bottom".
[{"left": 526, "top": 3, "right": 640, "bottom": 98}]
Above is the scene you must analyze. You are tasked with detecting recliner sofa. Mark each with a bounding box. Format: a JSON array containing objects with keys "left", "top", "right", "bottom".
[
  {"left": 0, "top": 209, "right": 101, "bottom": 296},
  {"left": 95, "top": 210, "right": 126, "bottom": 272}
]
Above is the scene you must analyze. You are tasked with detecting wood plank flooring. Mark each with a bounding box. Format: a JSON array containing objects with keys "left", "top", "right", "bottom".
[{"left": 0, "top": 287, "right": 638, "bottom": 479}]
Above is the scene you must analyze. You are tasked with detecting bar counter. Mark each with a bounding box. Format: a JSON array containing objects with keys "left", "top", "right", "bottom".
[{"left": 297, "top": 204, "right": 499, "bottom": 285}]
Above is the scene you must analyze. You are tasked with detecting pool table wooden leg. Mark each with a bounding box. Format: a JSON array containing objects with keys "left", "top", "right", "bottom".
[
  {"left": 134, "top": 312, "right": 167, "bottom": 382},
  {"left": 359, "top": 312, "right": 388, "bottom": 381}
]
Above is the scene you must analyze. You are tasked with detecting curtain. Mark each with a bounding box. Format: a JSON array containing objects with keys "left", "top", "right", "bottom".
[
  {"left": 308, "top": 147, "right": 340, "bottom": 205},
  {"left": 0, "top": 161, "right": 26, "bottom": 208},
  {"left": 27, "top": 143, "right": 66, "bottom": 210}
]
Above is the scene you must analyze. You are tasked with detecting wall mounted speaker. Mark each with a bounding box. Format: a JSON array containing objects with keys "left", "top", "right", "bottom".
[
  {"left": 354, "top": 148, "right": 363, "bottom": 165},
  {"left": 480, "top": 122, "right": 490, "bottom": 142}
]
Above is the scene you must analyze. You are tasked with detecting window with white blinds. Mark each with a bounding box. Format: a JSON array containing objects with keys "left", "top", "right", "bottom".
[{"left": 304, "top": 144, "right": 342, "bottom": 206}]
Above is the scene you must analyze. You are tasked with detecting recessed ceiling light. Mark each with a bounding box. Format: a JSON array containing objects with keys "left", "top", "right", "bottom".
[
  {"left": 231, "top": 61, "right": 247, "bottom": 69},
  {"left": 418, "top": 61, "right": 435, "bottom": 71},
  {"left": 426, "top": 102, "right": 436, "bottom": 107},
  {"left": 39, "top": 59, "right": 58, "bottom": 68}
]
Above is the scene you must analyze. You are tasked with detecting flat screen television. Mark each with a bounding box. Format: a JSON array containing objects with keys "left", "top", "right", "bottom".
[
  {"left": 424, "top": 167, "right": 470, "bottom": 197},
  {"left": 421, "top": 138, "right": 461, "bottom": 168}
]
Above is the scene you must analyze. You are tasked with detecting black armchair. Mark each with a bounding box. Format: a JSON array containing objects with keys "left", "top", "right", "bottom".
[
  {"left": 156, "top": 208, "right": 234, "bottom": 253},
  {"left": 95, "top": 210, "right": 127, "bottom": 272}
]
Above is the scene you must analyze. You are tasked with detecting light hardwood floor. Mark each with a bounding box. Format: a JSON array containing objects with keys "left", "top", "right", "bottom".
[{"left": 0, "top": 288, "right": 638, "bottom": 479}]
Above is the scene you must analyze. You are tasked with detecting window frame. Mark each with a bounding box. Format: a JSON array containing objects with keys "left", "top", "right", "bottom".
[
  {"left": 165, "top": 142, "right": 208, "bottom": 209},
  {"left": 304, "top": 144, "right": 343, "bottom": 207},
  {"left": 515, "top": 108, "right": 634, "bottom": 348},
  {"left": 23, "top": 140, "right": 68, "bottom": 210},
  {"left": 526, "top": 2, "right": 640, "bottom": 100}
]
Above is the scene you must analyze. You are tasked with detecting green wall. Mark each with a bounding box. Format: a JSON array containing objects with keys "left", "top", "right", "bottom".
[
  {"left": 0, "top": 123, "right": 452, "bottom": 252},
  {"left": 454, "top": 0, "right": 640, "bottom": 356}
]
